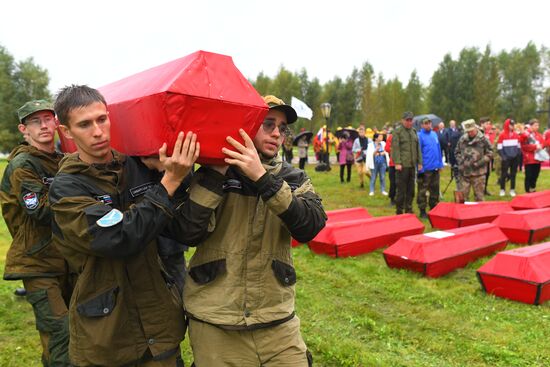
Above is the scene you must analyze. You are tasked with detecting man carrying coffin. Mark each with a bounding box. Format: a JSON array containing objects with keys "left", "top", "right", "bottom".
[
  {"left": 49, "top": 85, "right": 199, "bottom": 366},
  {"left": 181, "top": 95, "right": 326, "bottom": 366}
]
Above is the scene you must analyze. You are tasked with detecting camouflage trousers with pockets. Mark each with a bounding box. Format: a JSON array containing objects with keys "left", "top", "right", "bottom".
[{"left": 460, "top": 174, "right": 486, "bottom": 202}]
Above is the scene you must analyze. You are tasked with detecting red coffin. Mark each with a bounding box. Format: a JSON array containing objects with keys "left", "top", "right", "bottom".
[
  {"left": 291, "top": 207, "right": 371, "bottom": 247},
  {"left": 492, "top": 208, "right": 550, "bottom": 244},
  {"left": 59, "top": 51, "right": 268, "bottom": 164},
  {"left": 477, "top": 242, "right": 550, "bottom": 305},
  {"left": 307, "top": 214, "right": 424, "bottom": 258},
  {"left": 428, "top": 201, "right": 513, "bottom": 229},
  {"left": 510, "top": 190, "right": 550, "bottom": 210},
  {"left": 383, "top": 223, "right": 508, "bottom": 278}
]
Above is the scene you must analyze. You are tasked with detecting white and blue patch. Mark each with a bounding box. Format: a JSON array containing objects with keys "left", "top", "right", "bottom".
[
  {"left": 23, "top": 192, "right": 39, "bottom": 210},
  {"left": 96, "top": 209, "right": 123, "bottom": 228}
]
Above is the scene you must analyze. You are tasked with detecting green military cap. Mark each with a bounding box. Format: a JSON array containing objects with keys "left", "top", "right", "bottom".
[
  {"left": 17, "top": 99, "right": 55, "bottom": 123},
  {"left": 422, "top": 117, "right": 431, "bottom": 124}
]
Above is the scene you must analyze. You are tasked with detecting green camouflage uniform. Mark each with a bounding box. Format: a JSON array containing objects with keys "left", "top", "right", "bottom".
[
  {"left": 454, "top": 131, "right": 493, "bottom": 201},
  {"left": 1, "top": 142, "right": 73, "bottom": 367}
]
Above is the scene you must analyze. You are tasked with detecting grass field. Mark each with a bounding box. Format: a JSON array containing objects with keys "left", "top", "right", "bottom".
[{"left": 0, "top": 160, "right": 549, "bottom": 366}]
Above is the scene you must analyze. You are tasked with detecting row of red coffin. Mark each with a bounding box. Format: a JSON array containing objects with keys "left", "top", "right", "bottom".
[{"left": 292, "top": 190, "right": 550, "bottom": 305}]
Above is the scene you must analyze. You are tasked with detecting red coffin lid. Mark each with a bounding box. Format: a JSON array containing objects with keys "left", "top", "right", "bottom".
[
  {"left": 510, "top": 190, "right": 550, "bottom": 210},
  {"left": 60, "top": 51, "right": 269, "bottom": 164},
  {"left": 429, "top": 201, "right": 513, "bottom": 220},
  {"left": 384, "top": 223, "right": 507, "bottom": 263},
  {"left": 492, "top": 208, "right": 550, "bottom": 230},
  {"left": 325, "top": 207, "right": 371, "bottom": 222},
  {"left": 477, "top": 241, "right": 550, "bottom": 283}
]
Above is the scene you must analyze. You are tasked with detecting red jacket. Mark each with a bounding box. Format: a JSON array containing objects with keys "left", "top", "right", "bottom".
[
  {"left": 385, "top": 134, "right": 395, "bottom": 167},
  {"left": 519, "top": 130, "right": 545, "bottom": 165}
]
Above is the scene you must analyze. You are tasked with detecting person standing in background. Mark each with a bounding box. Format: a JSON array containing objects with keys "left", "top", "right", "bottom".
[
  {"left": 417, "top": 118, "right": 443, "bottom": 218},
  {"left": 520, "top": 119, "right": 546, "bottom": 193},
  {"left": 352, "top": 125, "right": 370, "bottom": 188},
  {"left": 496, "top": 118, "right": 520, "bottom": 197}
]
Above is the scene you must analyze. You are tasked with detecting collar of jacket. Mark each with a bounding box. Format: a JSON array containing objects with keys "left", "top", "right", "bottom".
[
  {"left": 260, "top": 154, "right": 284, "bottom": 176},
  {"left": 8, "top": 142, "right": 62, "bottom": 162},
  {"left": 58, "top": 150, "right": 126, "bottom": 177}
]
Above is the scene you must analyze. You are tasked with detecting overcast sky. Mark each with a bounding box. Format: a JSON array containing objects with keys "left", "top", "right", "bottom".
[{"left": 1, "top": 0, "right": 548, "bottom": 95}]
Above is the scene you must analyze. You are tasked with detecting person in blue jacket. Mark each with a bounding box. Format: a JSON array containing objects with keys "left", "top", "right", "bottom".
[{"left": 417, "top": 118, "right": 444, "bottom": 218}]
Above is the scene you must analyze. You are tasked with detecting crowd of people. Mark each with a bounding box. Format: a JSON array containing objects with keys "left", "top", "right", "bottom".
[{"left": 283, "top": 113, "right": 550, "bottom": 216}]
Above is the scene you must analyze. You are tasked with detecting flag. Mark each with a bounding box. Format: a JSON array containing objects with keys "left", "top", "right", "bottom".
[
  {"left": 291, "top": 96, "right": 313, "bottom": 120},
  {"left": 316, "top": 126, "right": 325, "bottom": 143}
]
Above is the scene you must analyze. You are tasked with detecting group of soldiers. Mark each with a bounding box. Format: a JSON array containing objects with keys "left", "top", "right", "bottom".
[{"left": 1, "top": 89, "right": 326, "bottom": 367}]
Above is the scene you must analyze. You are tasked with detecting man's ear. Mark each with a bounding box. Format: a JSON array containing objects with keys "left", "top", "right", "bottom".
[
  {"left": 58, "top": 124, "right": 73, "bottom": 140},
  {"left": 17, "top": 123, "right": 27, "bottom": 135}
]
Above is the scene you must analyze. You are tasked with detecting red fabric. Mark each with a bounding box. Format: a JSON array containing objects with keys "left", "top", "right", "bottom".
[
  {"left": 308, "top": 214, "right": 424, "bottom": 258},
  {"left": 291, "top": 207, "right": 371, "bottom": 247},
  {"left": 485, "top": 128, "right": 497, "bottom": 144},
  {"left": 519, "top": 130, "right": 545, "bottom": 165},
  {"left": 510, "top": 189, "right": 550, "bottom": 210},
  {"left": 492, "top": 208, "right": 550, "bottom": 244},
  {"left": 59, "top": 51, "right": 268, "bottom": 163},
  {"left": 383, "top": 223, "right": 507, "bottom": 277},
  {"left": 428, "top": 201, "right": 513, "bottom": 229},
  {"left": 385, "top": 134, "right": 394, "bottom": 166},
  {"left": 477, "top": 241, "right": 550, "bottom": 304}
]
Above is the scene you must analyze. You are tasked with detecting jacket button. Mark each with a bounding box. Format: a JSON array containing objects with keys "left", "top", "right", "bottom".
[
  {"left": 244, "top": 309, "right": 251, "bottom": 317},
  {"left": 148, "top": 338, "right": 155, "bottom": 345},
  {"left": 102, "top": 308, "right": 109, "bottom": 314}
]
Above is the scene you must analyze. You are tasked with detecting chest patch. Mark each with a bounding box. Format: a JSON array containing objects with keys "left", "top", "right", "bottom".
[
  {"left": 23, "top": 192, "right": 39, "bottom": 209},
  {"left": 96, "top": 209, "right": 123, "bottom": 228},
  {"left": 95, "top": 194, "right": 113, "bottom": 205},
  {"left": 129, "top": 182, "right": 155, "bottom": 198}
]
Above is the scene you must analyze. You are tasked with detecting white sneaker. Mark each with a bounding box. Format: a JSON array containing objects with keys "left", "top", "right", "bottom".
[
  {"left": 369, "top": 192, "right": 374, "bottom": 196},
  {"left": 499, "top": 189, "right": 505, "bottom": 197},
  {"left": 510, "top": 190, "right": 516, "bottom": 197},
  {"left": 382, "top": 191, "right": 388, "bottom": 196}
]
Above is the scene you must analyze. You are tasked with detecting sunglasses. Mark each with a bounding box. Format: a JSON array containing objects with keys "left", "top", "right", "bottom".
[{"left": 262, "top": 120, "right": 291, "bottom": 137}]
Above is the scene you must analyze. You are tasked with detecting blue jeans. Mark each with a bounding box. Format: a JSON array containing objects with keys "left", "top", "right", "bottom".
[{"left": 370, "top": 160, "right": 387, "bottom": 193}]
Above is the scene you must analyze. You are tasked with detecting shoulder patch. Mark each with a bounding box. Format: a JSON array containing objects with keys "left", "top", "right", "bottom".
[
  {"left": 129, "top": 182, "right": 155, "bottom": 198},
  {"left": 96, "top": 209, "right": 123, "bottom": 228},
  {"left": 23, "top": 192, "right": 39, "bottom": 209}
]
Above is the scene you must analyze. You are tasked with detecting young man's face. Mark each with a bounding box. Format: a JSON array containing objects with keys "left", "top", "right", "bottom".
[
  {"left": 422, "top": 121, "right": 432, "bottom": 132},
  {"left": 402, "top": 118, "right": 413, "bottom": 129},
  {"left": 253, "top": 109, "right": 289, "bottom": 159},
  {"left": 358, "top": 127, "right": 365, "bottom": 137},
  {"left": 18, "top": 110, "right": 57, "bottom": 149},
  {"left": 60, "top": 102, "right": 111, "bottom": 164}
]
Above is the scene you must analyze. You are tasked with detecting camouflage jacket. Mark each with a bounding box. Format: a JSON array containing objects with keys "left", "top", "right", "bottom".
[
  {"left": 454, "top": 131, "right": 493, "bottom": 177},
  {"left": 1, "top": 143, "right": 66, "bottom": 280}
]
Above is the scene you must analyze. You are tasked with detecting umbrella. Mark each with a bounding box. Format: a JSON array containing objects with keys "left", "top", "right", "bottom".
[
  {"left": 335, "top": 127, "right": 359, "bottom": 140},
  {"left": 293, "top": 130, "right": 313, "bottom": 146},
  {"left": 413, "top": 114, "right": 443, "bottom": 130}
]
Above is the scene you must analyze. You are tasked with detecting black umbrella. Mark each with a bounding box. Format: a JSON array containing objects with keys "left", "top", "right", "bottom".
[
  {"left": 335, "top": 128, "right": 359, "bottom": 140},
  {"left": 413, "top": 114, "right": 443, "bottom": 130},
  {"left": 292, "top": 130, "right": 313, "bottom": 146}
]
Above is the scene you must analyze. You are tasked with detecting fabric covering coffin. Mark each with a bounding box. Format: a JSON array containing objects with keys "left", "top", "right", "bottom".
[
  {"left": 383, "top": 223, "right": 508, "bottom": 277},
  {"left": 428, "top": 201, "right": 513, "bottom": 230},
  {"left": 510, "top": 190, "right": 550, "bottom": 210},
  {"left": 477, "top": 242, "right": 550, "bottom": 305},
  {"left": 308, "top": 214, "right": 424, "bottom": 258},
  {"left": 492, "top": 208, "right": 550, "bottom": 244},
  {"left": 291, "top": 207, "right": 371, "bottom": 247},
  {"left": 59, "top": 51, "right": 268, "bottom": 164}
]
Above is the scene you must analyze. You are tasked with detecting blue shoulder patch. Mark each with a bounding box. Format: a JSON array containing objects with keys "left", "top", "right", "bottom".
[{"left": 96, "top": 209, "right": 123, "bottom": 228}]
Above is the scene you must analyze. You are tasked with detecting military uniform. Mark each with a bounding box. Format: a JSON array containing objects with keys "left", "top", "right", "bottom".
[
  {"left": 455, "top": 129, "right": 493, "bottom": 201},
  {"left": 1, "top": 99, "right": 74, "bottom": 367},
  {"left": 390, "top": 123, "right": 422, "bottom": 214},
  {"left": 49, "top": 151, "right": 188, "bottom": 367},
  {"left": 182, "top": 157, "right": 326, "bottom": 367}
]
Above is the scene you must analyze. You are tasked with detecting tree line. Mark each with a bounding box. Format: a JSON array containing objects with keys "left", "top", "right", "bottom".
[
  {"left": 0, "top": 42, "right": 549, "bottom": 151},
  {"left": 252, "top": 42, "right": 550, "bottom": 133}
]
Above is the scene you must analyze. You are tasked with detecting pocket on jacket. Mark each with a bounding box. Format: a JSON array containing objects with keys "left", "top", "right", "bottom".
[
  {"left": 76, "top": 286, "right": 119, "bottom": 317},
  {"left": 271, "top": 259, "right": 297, "bottom": 286},
  {"left": 189, "top": 259, "right": 226, "bottom": 285}
]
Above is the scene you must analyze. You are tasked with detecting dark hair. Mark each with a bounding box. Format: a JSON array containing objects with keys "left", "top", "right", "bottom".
[
  {"left": 373, "top": 133, "right": 380, "bottom": 140},
  {"left": 54, "top": 85, "right": 107, "bottom": 125}
]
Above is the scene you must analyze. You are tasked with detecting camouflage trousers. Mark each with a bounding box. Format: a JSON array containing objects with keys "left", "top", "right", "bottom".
[
  {"left": 460, "top": 174, "right": 486, "bottom": 202},
  {"left": 417, "top": 170, "right": 440, "bottom": 211},
  {"left": 23, "top": 276, "right": 74, "bottom": 367}
]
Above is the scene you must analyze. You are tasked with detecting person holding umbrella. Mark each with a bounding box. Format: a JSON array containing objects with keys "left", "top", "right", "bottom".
[{"left": 294, "top": 128, "right": 312, "bottom": 170}]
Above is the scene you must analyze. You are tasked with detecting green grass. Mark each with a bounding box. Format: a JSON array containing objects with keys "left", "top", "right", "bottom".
[{"left": 0, "top": 160, "right": 549, "bottom": 366}]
